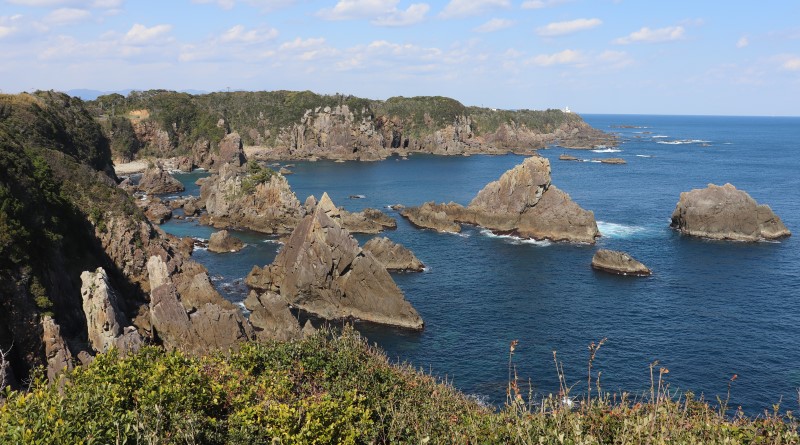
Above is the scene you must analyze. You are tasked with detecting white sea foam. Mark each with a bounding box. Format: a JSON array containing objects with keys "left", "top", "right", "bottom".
[
  {"left": 262, "top": 239, "right": 284, "bottom": 245},
  {"left": 235, "top": 301, "right": 251, "bottom": 316},
  {"left": 651, "top": 135, "right": 669, "bottom": 138},
  {"left": 480, "top": 229, "right": 552, "bottom": 246},
  {"left": 589, "top": 160, "right": 602, "bottom": 163},
  {"left": 591, "top": 148, "right": 622, "bottom": 153},
  {"left": 656, "top": 139, "right": 711, "bottom": 145},
  {"left": 597, "top": 221, "right": 647, "bottom": 239},
  {"left": 194, "top": 246, "right": 208, "bottom": 251},
  {"left": 636, "top": 155, "right": 653, "bottom": 158}
]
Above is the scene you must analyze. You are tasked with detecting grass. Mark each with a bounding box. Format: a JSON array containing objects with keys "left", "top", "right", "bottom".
[{"left": 1, "top": 327, "right": 797, "bottom": 444}]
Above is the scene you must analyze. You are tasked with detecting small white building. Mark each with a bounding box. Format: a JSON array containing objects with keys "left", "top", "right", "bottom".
[{"left": 563, "top": 106, "right": 572, "bottom": 113}]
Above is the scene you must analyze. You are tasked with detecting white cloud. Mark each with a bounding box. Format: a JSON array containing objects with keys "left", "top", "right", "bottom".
[
  {"left": 736, "top": 36, "right": 749, "bottom": 48},
  {"left": 783, "top": 57, "right": 800, "bottom": 71},
  {"left": 123, "top": 23, "right": 172, "bottom": 45},
  {"left": 192, "top": 0, "right": 293, "bottom": 11},
  {"left": 0, "top": 25, "right": 16, "bottom": 39},
  {"left": 317, "top": 0, "right": 429, "bottom": 26},
  {"left": 439, "top": 0, "right": 510, "bottom": 19},
  {"left": 372, "top": 3, "right": 429, "bottom": 27},
  {"left": 536, "top": 18, "right": 601, "bottom": 37},
  {"left": 527, "top": 49, "right": 582, "bottom": 67},
  {"left": 473, "top": 18, "right": 514, "bottom": 33},
  {"left": 596, "top": 50, "right": 632, "bottom": 69},
  {"left": 521, "top": 0, "right": 569, "bottom": 9},
  {"left": 43, "top": 8, "right": 91, "bottom": 25},
  {"left": 614, "top": 26, "right": 685, "bottom": 44},
  {"left": 219, "top": 24, "right": 278, "bottom": 44},
  {"left": 7, "top": 0, "right": 120, "bottom": 8},
  {"left": 279, "top": 37, "right": 326, "bottom": 51}
]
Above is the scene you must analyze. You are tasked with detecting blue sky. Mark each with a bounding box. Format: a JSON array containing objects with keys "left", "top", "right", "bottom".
[{"left": 1, "top": 0, "right": 798, "bottom": 115}]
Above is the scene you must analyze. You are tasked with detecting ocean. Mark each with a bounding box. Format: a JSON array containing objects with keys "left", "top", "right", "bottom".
[{"left": 161, "top": 114, "right": 800, "bottom": 415}]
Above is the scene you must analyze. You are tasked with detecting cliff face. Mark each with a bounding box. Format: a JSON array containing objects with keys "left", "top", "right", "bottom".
[
  {"left": 88, "top": 90, "right": 614, "bottom": 163},
  {"left": 0, "top": 92, "right": 264, "bottom": 387}
]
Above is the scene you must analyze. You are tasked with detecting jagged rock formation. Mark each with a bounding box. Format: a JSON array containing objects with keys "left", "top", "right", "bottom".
[
  {"left": 41, "top": 316, "right": 73, "bottom": 382},
  {"left": 670, "top": 183, "right": 791, "bottom": 241},
  {"left": 80, "top": 268, "right": 143, "bottom": 353},
  {"left": 363, "top": 237, "right": 425, "bottom": 272},
  {"left": 0, "top": 92, "right": 302, "bottom": 386},
  {"left": 312, "top": 192, "right": 396, "bottom": 234},
  {"left": 401, "top": 157, "right": 599, "bottom": 243},
  {"left": 137, "top": 164, "right": 185, "bottom": 194},
  {"left": 147, "top": 256, "right": 253, "bottom": 355},
  {"left": 215, "top": 132, "right": 246, "bottom": 168},
  {"left": 591, "top": 250, "right": 651, "bottom": 276},
  {"left": 246, "top": 201, "right": 423, "bottom": 330},
  {"left": 201, "top": 162, "right": 304, "bottom": 234},
  {"left": 208, "top": 230, "right": 245, "bottom": 253},
  {"left": 137, "top": 196, "right": 172, "bottom": 224},
  {"left": 243, "top": 291, "right": 307, "bottom": 341}
]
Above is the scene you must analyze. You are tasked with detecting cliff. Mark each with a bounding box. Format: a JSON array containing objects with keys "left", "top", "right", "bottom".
[
  {"left": 0, "top": 92, "right": 282, "bottom": 387},
  {"left": 87, "top": 90, "right": 614, "bottom": 164}
]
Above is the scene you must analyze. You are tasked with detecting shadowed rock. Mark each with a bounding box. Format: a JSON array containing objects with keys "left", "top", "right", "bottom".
[
  {"left": 591, "top": 250, "right": 651, "bottom": 276},
  {"left": 246, "top": 199, "right": 423, "bottom": 330},
  {"left": 312, "top": 192, "right": 396, "bottom": 234},
  {"left": 670, "top": 183, "right": 791, "bottom": 241},
  {"left": 400, "top": 202, "right": 463, "bottom": 233}
]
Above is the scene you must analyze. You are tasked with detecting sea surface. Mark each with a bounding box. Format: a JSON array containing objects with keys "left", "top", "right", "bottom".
[{"left": 161, "top": 115, "right": 800, "bottom": 415}]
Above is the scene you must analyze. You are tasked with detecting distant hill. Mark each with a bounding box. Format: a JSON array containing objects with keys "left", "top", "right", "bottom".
[{"left": 68, "top": 88, "right": 207, "bottom": 101}]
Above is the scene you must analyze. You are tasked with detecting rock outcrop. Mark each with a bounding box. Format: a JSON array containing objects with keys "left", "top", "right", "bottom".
[
  {"left": 246, "top": 201, "right": 423, "bottom": 330},
  {"left": 400, "top": 202, "right": 463, "bottom": 233},
  {"left": 401, "top": 156, "right": 599, "bottom": 243},
  {"left": 363, "top": 237, "right": 425, "bottom": 272},
  {"left": 137, "top": 197, "right": 173, "bottom": 224},
  {"left": 41, "top": 316, "right": 73, "bottom": 382},
  {"left": 670, "top": 183, "right": 791, "bottom": 241},
  {"left": 313, "top": 193, "right": 396, "bottom": 234},
  {"left": 80, "top": 267, "right": 143, "bottom": 354},
  {"left": 243, "top": 291, "right": 306, "bottom": 341},
  {"left": 138, "top": 165, "right": 185, "bottom": 194},
  {"left": 591, "top": 250, "right": 651, "bottom": 276},
  {"left": 146, "top": 256, "right": 254, "bottom": 355},
  {"left": 201, "top": 162, "right": 304, "bottom": 234},
  {"left": 215, "top": 132, "right": 246, "bottom": 168},
  {"left": 208, "top": 230, "right": 245, "bottom": 253}
]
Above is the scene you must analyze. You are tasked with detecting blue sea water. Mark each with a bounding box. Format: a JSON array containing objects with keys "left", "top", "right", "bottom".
[{"left": 161, "top": 115, "right": 800, "bottom": 415}]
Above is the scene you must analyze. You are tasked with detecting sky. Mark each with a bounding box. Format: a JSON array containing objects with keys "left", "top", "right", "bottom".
[{"left": 0, "top": 0, "right": 798, "bottom": 116}]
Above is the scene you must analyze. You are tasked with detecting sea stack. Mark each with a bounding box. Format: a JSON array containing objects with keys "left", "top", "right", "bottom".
[
  {"left": 246, "top": 195, "right": 424, "bottom": 330},
  {"left": 670, "top": 183, "right": 791, "bottom": 241}
]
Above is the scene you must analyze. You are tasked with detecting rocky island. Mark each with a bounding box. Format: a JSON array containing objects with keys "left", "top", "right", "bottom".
[
  {"left": 670, "top": 183, "right": 791, "bottom": 241},
  {"left": 401, "top": 156, "right": 599, "bottom": 244}
]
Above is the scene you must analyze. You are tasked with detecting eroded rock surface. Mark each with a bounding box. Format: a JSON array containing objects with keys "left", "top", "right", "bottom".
[
  {"left": 208, "top": 230, "right": 245, "bottom": 253},
  {"left": 313, "top": 192, "right": 396, "bottom": 234},
  {"left": 670, "top": 183, "right": 791, "bottom": 241},
  {"left": 401, "top": 156, "right": 599, "bottom": 243},
  {"left": 246, "top": 202, "right": 423, "bottom": 330},
  {"left": 138, "top": 165, "right": 185, "bottom": 194},
  {"left": 591, "top": 250, "right": 651, "bottom": 276},
  {"left": 201, "top": 162, "right": 304, "bottom": 234},
  {"left": 80, "top": 267, "right": 143, "bottom": 354},
  {"left": 243, "top": 291, "right": 306, "bottom": 341},
  {"left": 363, "top": 237, "right": 425, "bottom": 272}
]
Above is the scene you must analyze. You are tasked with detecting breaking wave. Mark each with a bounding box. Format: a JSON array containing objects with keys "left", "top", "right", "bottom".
[
  {"left": 480, "top": 229, "right": 552, "bottom": 246},
  {"left": 591, "top": 148, "right": 622, "bottom": 153},
  {"left": 597, "top": 221, "right": 648, "bottom": 239}
]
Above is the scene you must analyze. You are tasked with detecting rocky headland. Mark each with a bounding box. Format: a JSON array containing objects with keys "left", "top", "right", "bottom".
[
  {"left": 400, "top": 156, "right": 599, "bottom": 244},
  {"left": 670, "top": 183, "right": 791, "bottom": 241},
  {"left": 246, "top": 197, "right": 423, "bottom": 330},
  {"left": 591, "top": 250, "right": 651, "bottom": 276},
  {"left": 89, "top": 90, "right": 615, "bottom": 165}
]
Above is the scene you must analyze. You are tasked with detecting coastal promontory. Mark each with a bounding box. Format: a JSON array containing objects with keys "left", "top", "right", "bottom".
[{"left": 670, "top": 183, "right": 791, "bottom": 241}]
